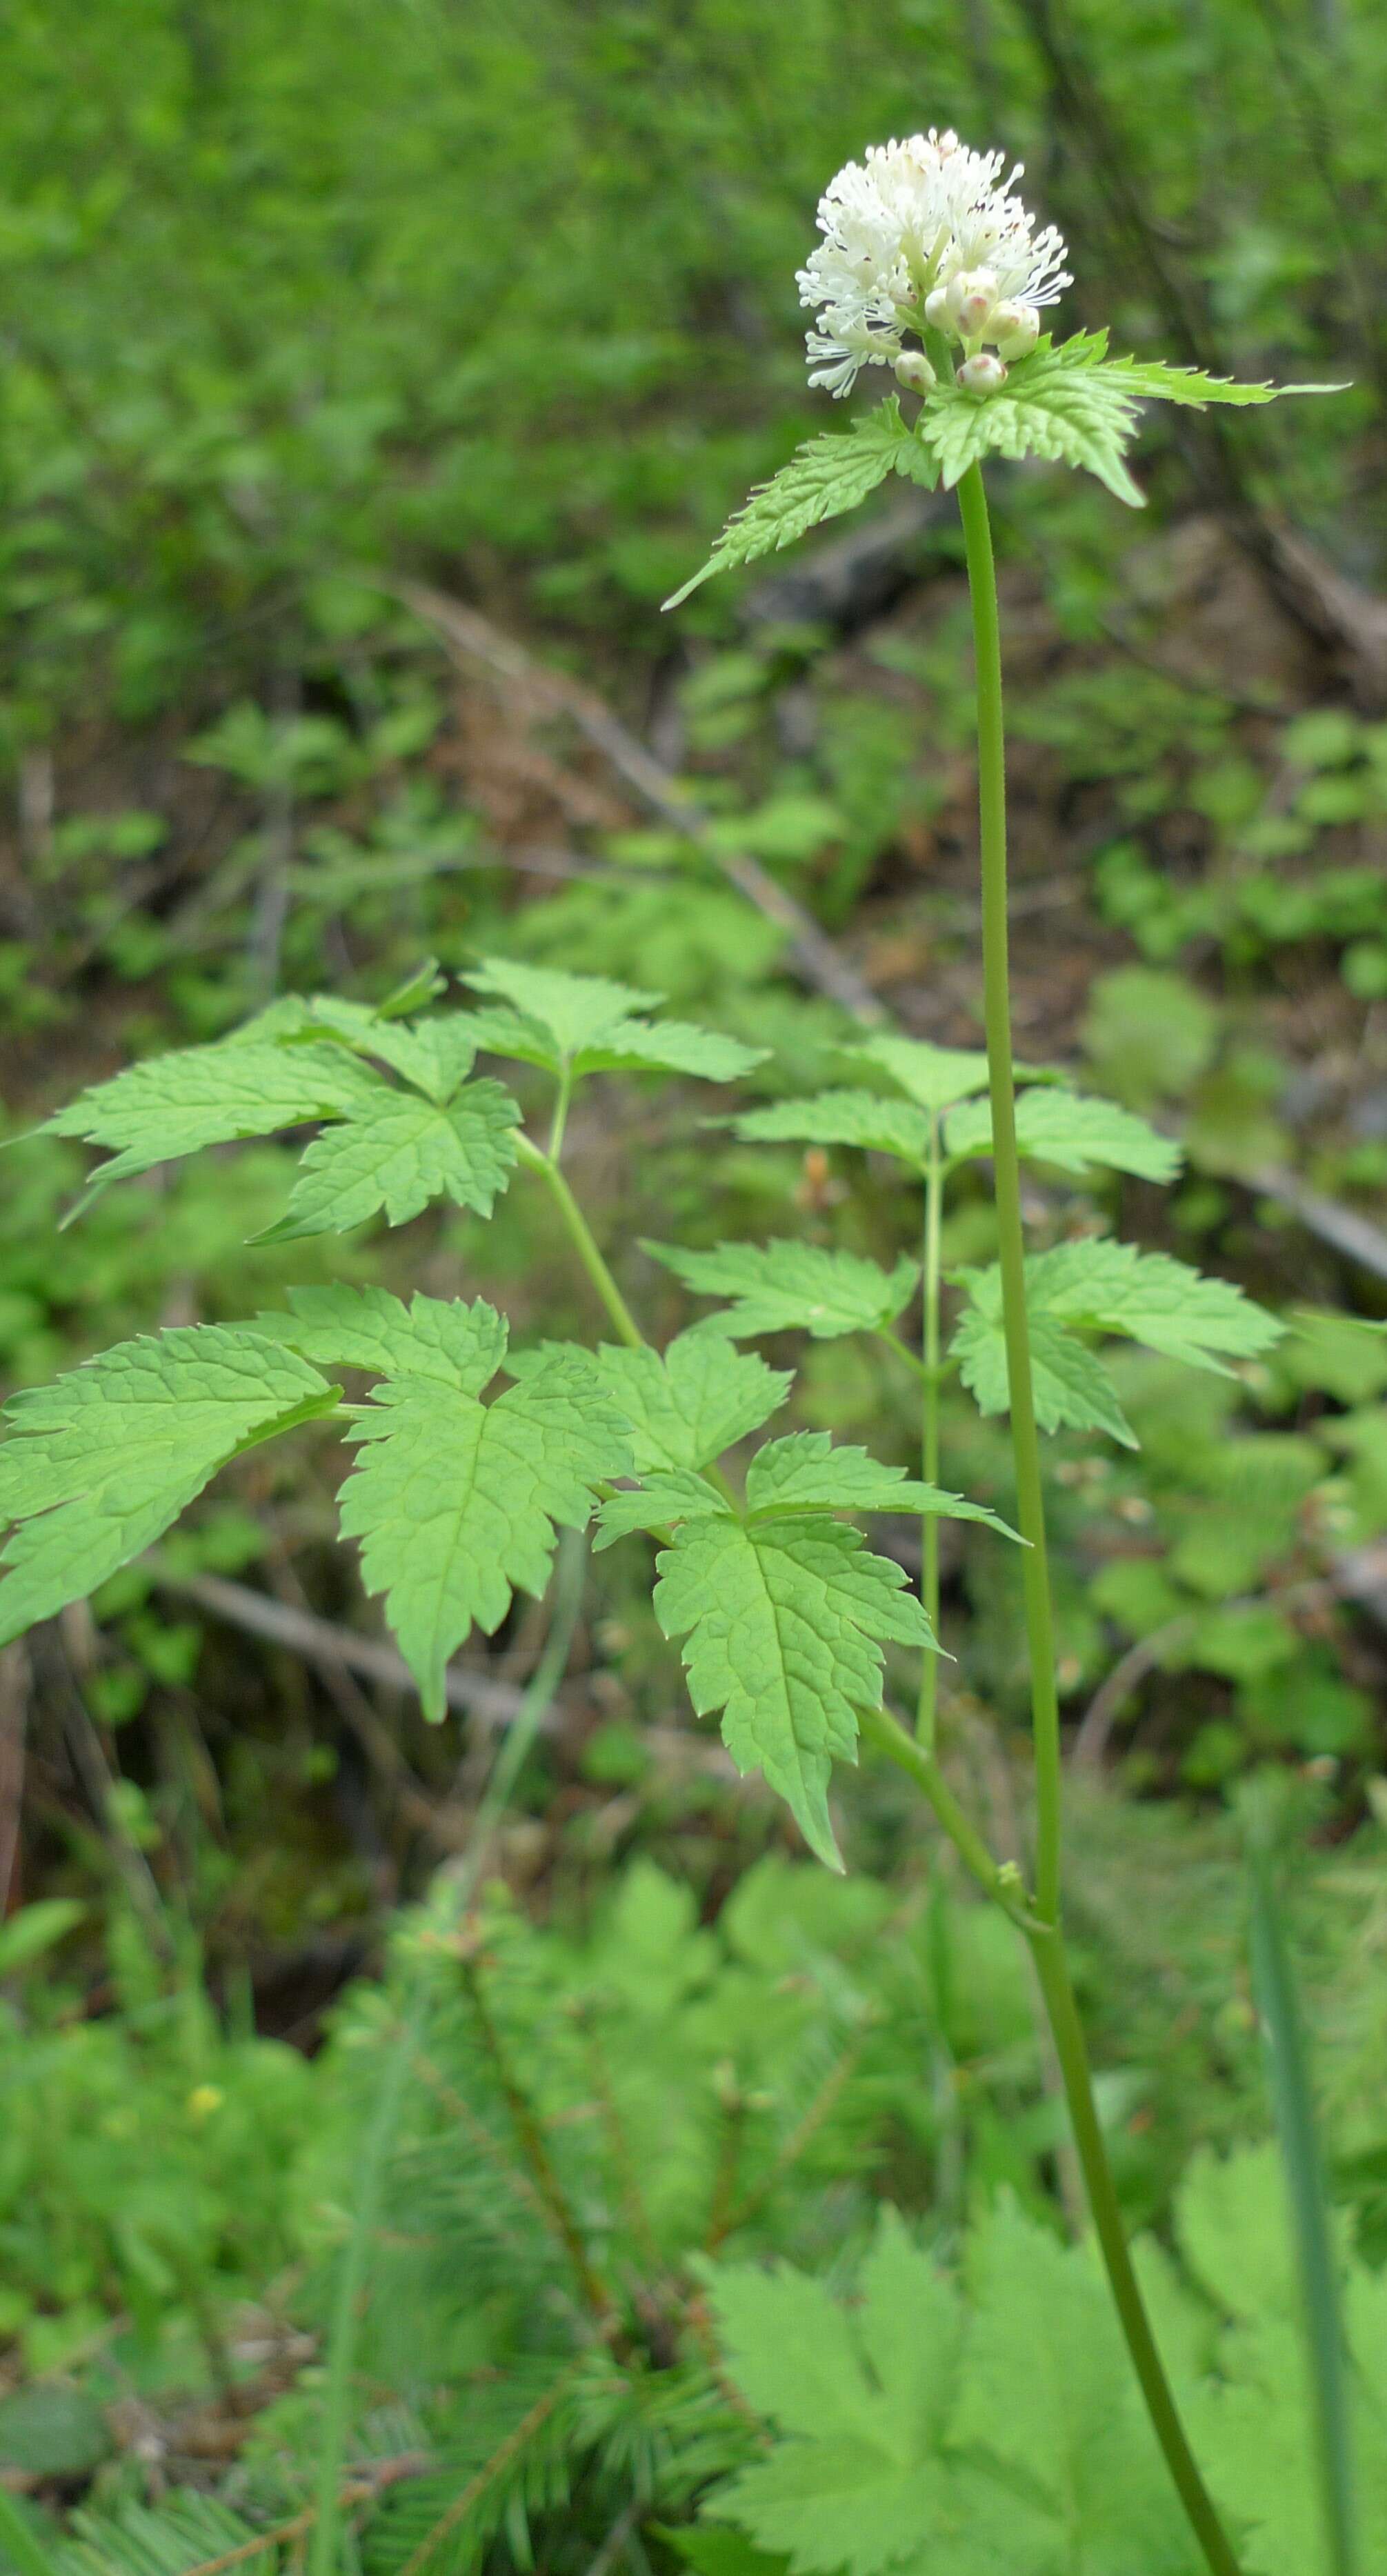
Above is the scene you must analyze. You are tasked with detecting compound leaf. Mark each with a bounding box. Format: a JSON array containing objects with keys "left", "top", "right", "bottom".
[
  {"left": 0, "top": 1328, "right": 337, "bottom": 1644},
  {"left": 837, "top": 1032, "right": 992, "bottom": 1115},
  {"left": 464, "top": 958, "right": 660, "bottom": 1052},
  {"left": 946, "top": 1088, "right": 1181, "bottom": 1182},
  {"left": 744, "top": 1432, "right": 1019, "bottom": 1536},
  {"left": 734, "top": 1090, "right": 932, "bottom": 1166},
  {"left": 920, "top": 332, "right": 1146, "bottom": 503},
  {"left": 41, "top": 1035, "right": 380, "bottom": 1193},
  {"left": 291, "top": 997, "right": 481, "bottom": 1101},
  {"left": 578, "top": 1017, "right": 766, "bottom": 1082},
  {"left": 463, "top": 958, "right": 764, "bottom": 1083},
  {"left": 952, "top": 2204, "right": 1193, "bottom": 2570},
  {"left": 952, "top": 1237, "right": 1279, "bottom": 1441},
  {"left": 644, "top": 1240, "right": 919, "bottom": 1341},
  {"left": 654, "top": 1512, "right": 934, "bottom": 1866},
  {"left": 919, "top": 330, "right": 1339, "bottom": 508},
  {"left": 256, "top": 1284, "right": 508, "bottom": 1393},
  {"left": 259, "top": 1081, "right": 520, "bottom": 1239},
  {"left": 704, "top": 2212, "right": 1041, "bottom": 2575},
  {"left": 952, "top": 1304, "right": 1137, "bottom": 1447},
  {"left": 1021, "top": 1237, "right": 1282, "bottom": 1372},
  {"left": 594, "top": 1470, "right": 729, "bottom": 1549},
  {"left": 591, "top": 1330, "right": 791, "bottom": 1473},
  {"left": 663, "top": 400, "right": 932, "bottom": 610},
  {"left": 340, "top": 1334, "right": 630, "bottom": 1717}
]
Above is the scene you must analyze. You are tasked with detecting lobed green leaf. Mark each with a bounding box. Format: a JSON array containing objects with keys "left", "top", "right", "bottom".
[
  {"left": 463, "top": 957, "right": 764, "bottom": 1084},
  {"left": 0, "top": 1328, "right": 337, "bottom": 1644},
  {"left": 663, "top": 400, "right": 935, "bottom": 610},
  {"left": 951, "top": 1303, "right": 1138, "bottom": 1447},
  {"left": 341, "top": 1334, "right": 630, "bottom": 1720},
  {"left": 945, "top": 1087, "right": 1181, "bottom": 1182},
  {"left": 744, "top": 1433, "right": 1019, "bottom": 1535},
  {"left": 588, "top": 1329, "right": 791, "bottom": 1474},
  {"left": 835, "top": 1032, "right": 992, "bottom": 1117},
  {"left": 644, "top": 1241, "right": 919, "bottom": 1343},
  {"left": 733, "top": 1090, "right": 932, "bottom": 1166},
  {"left": 655, "top": 1510, "right": 935, "bottom": 1868},
  {"left": 255, "top": 1081, "right": 519, "bottom": 1239}
]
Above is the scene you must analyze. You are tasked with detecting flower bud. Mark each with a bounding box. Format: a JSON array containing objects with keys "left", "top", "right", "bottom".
[
  {"left": 923, "top": 285, "right": 952, "bottom": 332},
  {"left": 957, "top": 351, "right": 1008, "bottom": 395},
  {"left": 990, "top": 299, "right": 1040, "bottom": 360},
  {"left": 893, "top": 348, "right": 937, "bottom": 392},
  {"left": 945, "top": 266, "right": 998, "bottom": 336}
]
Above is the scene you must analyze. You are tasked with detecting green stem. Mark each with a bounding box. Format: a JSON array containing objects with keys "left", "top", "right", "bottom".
[
  {"left": 548, "top": 1065, "right": 574, "bottom": 1163},
  {"left": 956, "top": 460, "right": 1245, "bottom": 2576},
  {"left": 1028, "top": 1930, "right": 1246, "bottom": 2576},
  {"left": 877, "top": 1327, "right": 930, "bottom": 1384},
  {"left": 859, "top": 1702, "right": 1027, "bottom": 1922},
  {"left": 917, "top": 1117, "right": 944, "bottom": 1748},
  {"left": 516, "top": 1133, "right": 645, "bottom": 1351},
  {"left": 955, "top": 460, "right": 1063, "bottom": 1925}
]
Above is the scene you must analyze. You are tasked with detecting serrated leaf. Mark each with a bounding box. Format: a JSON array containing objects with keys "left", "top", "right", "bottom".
[
  {"left": 590, "top": 1329, "right": 791, "bottom": 1473},
  {"left": 1021, "top": 1237, "right": 1282, "bottom": 1372},
  {"left": 952, "top": 1304, "right": 1137, "bottom": 1446},
  {"left": 704, "top": 2212, "right": 1044, "bottom": 2576},
  {"left": 1106, "top": 354, "right": 1343, "bottom": 408},
  {"left": 281, "top": 995, "right": 480, "bottom": 1101},
  {"left": 744, "top": 1432, "right": 1019, "bottom": 1536},
  {"left": 258, "top": 1081, "right": 520, "bottom": 1239},
  {"left": 951, "top": 2204, "right": 1193, "bottom": 2573},
  {"left": 255, "top": 1284, "right": 508, "bottom": 1392},
  {"left": 578, "top": 1017, "right": 766, "bottom": 1081},
  {"left": 339, "top": 1332, "right": 630, "bottom": 1717},
  {"left": 918, "top": 329, "right": 1339, "bottom": 510},
  {"left": 41, "top": 1035, "right": 381, "bottom": 1192},
  {"left": 0, "top": 1328, "right": 336, "bottom": 1644},
  {"left": 952, "top": 1237, "right": 1280, "bottom": 1441},
  {"left": 462, "top": 957, "right": 764, "bottom": 1082},
  {"left": 464, "top": 957, "right": 661, "bottom": 1051},
  {"left": 663, "top": 400, "right": 933, "bottom": 610},
  {"left": 837, "top": 1032, "right": 992, "bottom": 1115},
  {"left": 644, "top": 1240, "right": 919, "bottom": 1341},
  {"left": 946, "top": 1088, "right": 1181, "bottom": 1181},
  {"left": 594, "top": 1470, "right": 729, "bottom": 1549},
  {"left": 733, "top": 1091, "right": 932, "bottom": 1165},
  {"left": 920, "top": 332, "right": 1147, "bottom": 504},
  {"left": 655, "top": 1512, "right": 934, "bottom": 1866}
]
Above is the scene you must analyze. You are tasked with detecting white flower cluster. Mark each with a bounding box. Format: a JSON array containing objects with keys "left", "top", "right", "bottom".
[{"left": 797, "top": 130, "right": 1070, "bottom": 400}]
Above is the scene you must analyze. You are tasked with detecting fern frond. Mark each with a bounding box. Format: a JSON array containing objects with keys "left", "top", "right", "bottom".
[
  {"left": 365, "top": 2360, "right": 588, "bottom": 2576},
  {"left": 57, "top": 2492, "right": 295, "bottom": 2576}
]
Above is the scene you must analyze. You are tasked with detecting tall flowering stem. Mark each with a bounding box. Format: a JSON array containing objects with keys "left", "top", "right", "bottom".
[{"left": 956, "top": 456, "right": 1245, "bottom": 2576}]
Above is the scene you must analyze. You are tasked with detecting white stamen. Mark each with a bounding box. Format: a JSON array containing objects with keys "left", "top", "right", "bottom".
[{"left": 797, "top": 129, "right": 1070, "bottom": 396}]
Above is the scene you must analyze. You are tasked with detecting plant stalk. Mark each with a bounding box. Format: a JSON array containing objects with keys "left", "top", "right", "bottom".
[
  {"left": 955, "top": 461, "right": 1063, "bottom": 1924},
  {"left": 859, "top": 1701, "right": 1025, "bottom": 1921},
  {"left": 917, "top": 1118, "right": 944, "bottom": 1748},
  {"left": 956, "top": 459, "right": 1245, "bottom": 2576},
  {"left": 1028, "top": 1929, "right": 1245, "bottom": 2576},
  {"left": 516, "top": 1135, "right": 645, "bottom": 1351}
]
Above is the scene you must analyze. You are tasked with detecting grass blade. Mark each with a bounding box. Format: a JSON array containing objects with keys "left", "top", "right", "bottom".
[{"left": 1246, "top": 1816, "right": 1357, "bottom": 2576}]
